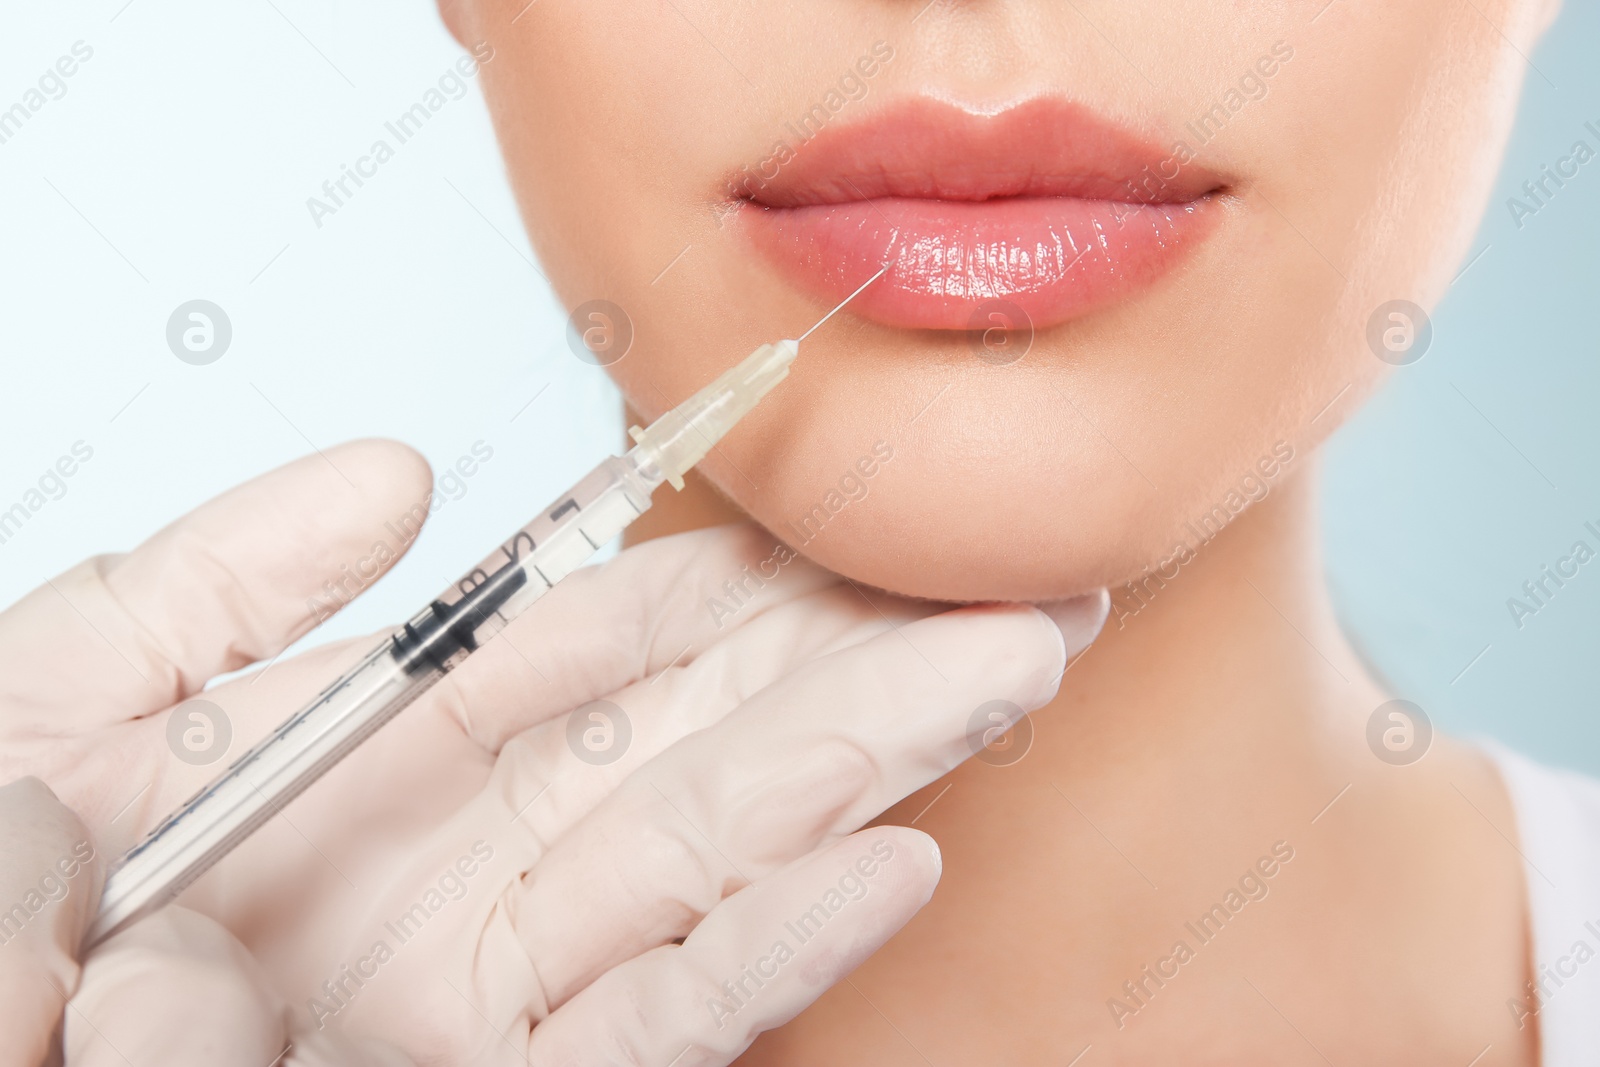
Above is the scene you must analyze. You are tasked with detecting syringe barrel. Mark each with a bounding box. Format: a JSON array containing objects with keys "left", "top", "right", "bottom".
[
  {"left": 89, "top": 455, "right": 659, "bottom": 946},
  {"left": 91, "top": 334, "right": 795, "bottom": 947},
  {"left": 387, "top": 454, "right": 657, "bottom": 676},
  {"left": 87, "top": 644, "right": 430, "bottom": 945}
]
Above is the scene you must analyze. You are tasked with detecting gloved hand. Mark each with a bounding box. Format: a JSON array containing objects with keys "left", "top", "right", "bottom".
[
  {"left": 0, "top": 440, "right": 1106, "bottom": 1065},
  {"left": 0, "top": 775, "right": 409, "bottom": 1067},
  {"left": 0, "top": 776, "right": 104, "bottom": 1067}
]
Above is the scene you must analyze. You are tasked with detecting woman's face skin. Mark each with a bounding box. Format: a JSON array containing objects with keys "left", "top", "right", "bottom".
[
  {"left": 441, "top": 0, "right": 1550, "bottom": 603},
  {"left": 432, "top": 6, "right": 1557, "bottom": 1060}
]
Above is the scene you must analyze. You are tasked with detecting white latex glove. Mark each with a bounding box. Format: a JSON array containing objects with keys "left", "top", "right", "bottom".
[
  {"left": 0, "top": 776, "right": 101, "bottom": 1067},
  {"left": 0, "top": 776, "right": 408, "bottom": 1067},
  {"left": 0, "top": 441, "right": 1107, "bottom": 1065}
]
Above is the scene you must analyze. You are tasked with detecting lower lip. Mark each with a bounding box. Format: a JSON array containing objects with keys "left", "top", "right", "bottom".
[{"left": 741, "top": 195, "right": 1217, "bottom": 331}]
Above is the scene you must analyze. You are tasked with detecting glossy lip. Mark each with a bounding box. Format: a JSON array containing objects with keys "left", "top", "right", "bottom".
[{"left": 732, "top": 97, "right": 1227, "bottom": 331}]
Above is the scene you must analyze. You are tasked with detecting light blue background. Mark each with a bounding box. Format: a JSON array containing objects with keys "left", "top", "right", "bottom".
[
  {"left": 0, "top": 2, "right": 1595, "bottom": 772},
  {"left": 1323, "top": 2, "right": 1600, "bottom": 775},
  {"left": 0, "top": 1, "right": 618, "bottom": 669}
]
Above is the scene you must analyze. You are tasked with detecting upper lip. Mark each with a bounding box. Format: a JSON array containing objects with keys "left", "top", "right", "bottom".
[{"left": 731, "top": 96, "right": 1228, "bottom": 208}]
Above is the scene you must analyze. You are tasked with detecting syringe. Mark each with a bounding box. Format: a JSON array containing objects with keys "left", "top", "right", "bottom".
[{"left": 86, "top": 337, "right": 807, "bottom": 947}]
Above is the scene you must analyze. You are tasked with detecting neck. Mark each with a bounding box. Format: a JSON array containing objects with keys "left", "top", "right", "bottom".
[
  {"left": 632, "top": 431, "right": 1536, "bottom": 1060},
  {"left": 1051, "top": 454, "right": 1388, "bottom": 804}
]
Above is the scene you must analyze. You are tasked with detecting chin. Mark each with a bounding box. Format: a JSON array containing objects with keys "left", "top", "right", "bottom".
[
  {"left": 738, "top": 465, "right": 1181, "bottom": 604},
  {"left": 696, "top": 368, "right": 1194, "bottom": 603}
]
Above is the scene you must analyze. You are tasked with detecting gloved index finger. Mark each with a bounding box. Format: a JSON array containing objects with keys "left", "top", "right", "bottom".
[
  {"left": 0, "top": 440, "right": 434, "bottom": 733},
  {"left": 0, "top": 777, "right": 104, "bottom": 1067},
  {"left": 525, "top": 827, "right": 942, "bottom": 1066},
  {"left": 436, "top": 522, "right": 839, "bottom": 752}
]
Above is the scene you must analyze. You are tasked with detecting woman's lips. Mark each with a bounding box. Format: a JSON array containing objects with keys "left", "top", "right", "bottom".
[
  {"left": 748, "top": 196, "right": 1213, "bottom": 331},
  {"left": 733, "top": 98, "right": 1224, "bottom": 331}
]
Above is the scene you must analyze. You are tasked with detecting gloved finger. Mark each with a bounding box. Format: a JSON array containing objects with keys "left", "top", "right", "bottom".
[
  {"left": 482, "top": 582, "right": 920, "bottom": 864},
  {"left": 96, "top": 528, "right": 851, "bottom": 965},
  {"left": 112, "top": 524, "right": 841, "bottom": 848},
  {"left": 98, "top": 630, "right": 486, "bottom": 856},
  {"left": 65, "top": 906, "right": 414, "bottom": 1067},
  {"left": 66, "top": 907, "right": 286, "bottom": 1067},
  {"left": 225, "top": 583, "right": 912, "bottom": 1054},
  {"left": 435, "top": 521, "right": 840, "bottom": 752},
  {"left": 525, "top": 827, "right": 941, "bottom": 1067},
  {"left": 0, "top": 440, "right": 432, "bottom": 735},
  {"left": 272, "top": 586, "right": 930, "bottom": 1060},
  {"left": 0, "top": 777, "right": 103, "bottom": 1067},
  {"left": 518, "top": 595, "right": 1105, "bottom": 1007}
]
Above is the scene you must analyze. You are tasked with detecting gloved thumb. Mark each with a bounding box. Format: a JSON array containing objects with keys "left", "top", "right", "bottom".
[
  {"left": 0, "top": 777, "right": 104, "bottom": 1067},
  {"left": 66, "top": 906, "right": 414, "bottom": 1067}
]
